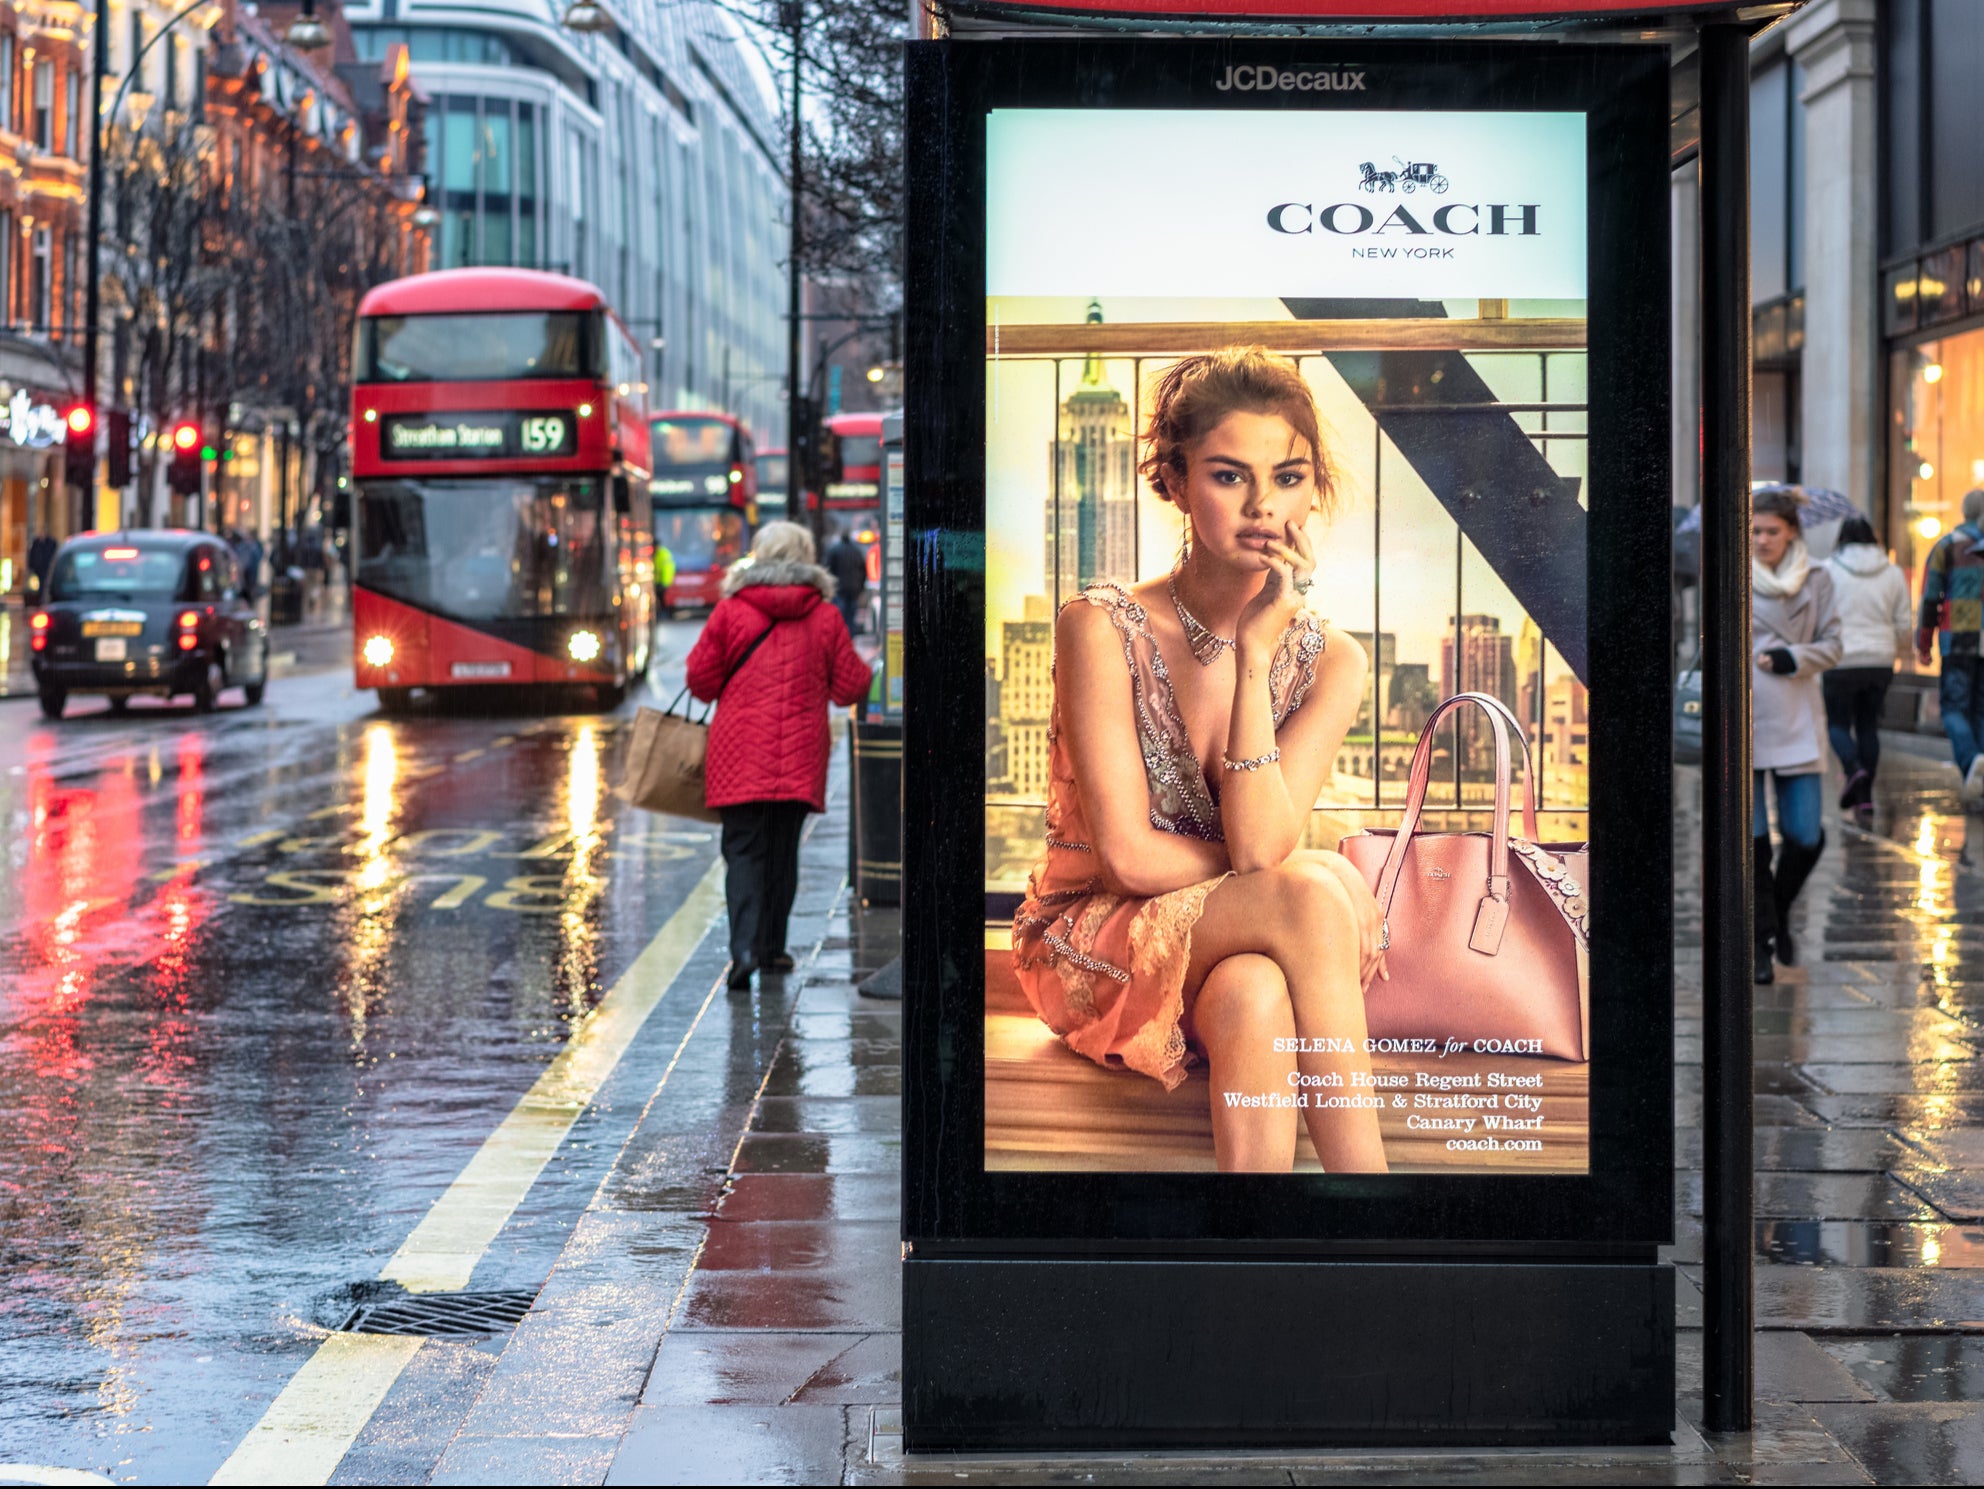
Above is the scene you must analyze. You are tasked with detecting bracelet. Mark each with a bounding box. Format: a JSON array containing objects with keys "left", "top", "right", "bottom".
[{"left": 1221, "top": 747, "right": 1281, "bottom": 772}]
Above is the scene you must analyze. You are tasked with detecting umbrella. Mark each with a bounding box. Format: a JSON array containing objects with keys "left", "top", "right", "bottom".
[{"left": 1675, "top": 484, "right": 1859, "bottom": 535}]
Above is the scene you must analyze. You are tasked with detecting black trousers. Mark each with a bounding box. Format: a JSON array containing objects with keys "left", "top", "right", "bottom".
[
  {"left": 720, "top": 801, "right": 810, "bottom": 968},
  {"left": 1822, "top": 666, "right": 1891, "bottom": 779}
]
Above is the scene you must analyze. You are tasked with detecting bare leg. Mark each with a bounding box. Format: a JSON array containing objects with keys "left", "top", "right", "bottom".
[
  {"left": 1185, "top": 953, "right": 1299, "bottom": 1172},
  {"left": 1184, "top": 854, "right": 1388, "bottom": 1172}
]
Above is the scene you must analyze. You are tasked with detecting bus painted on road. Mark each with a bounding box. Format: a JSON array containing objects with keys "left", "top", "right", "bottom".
[
  {"left": 651, "top": 411, "right": 756, "bottom": 612},
  {"left": 350, "top": 269, "right": 654, "bottom": 710}
]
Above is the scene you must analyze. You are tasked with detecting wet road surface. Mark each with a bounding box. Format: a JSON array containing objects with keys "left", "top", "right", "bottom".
[{"left": 0, "top": 620, "right": 717, "bottom": 1484}]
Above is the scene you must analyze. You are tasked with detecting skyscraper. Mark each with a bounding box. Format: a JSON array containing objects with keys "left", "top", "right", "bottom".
[
  {"left": 1048, "top": 303, "right": 1139, "bottom": 603},
  {"left": 1441, "top": 613, "right": 1519, "bottom": 716}
]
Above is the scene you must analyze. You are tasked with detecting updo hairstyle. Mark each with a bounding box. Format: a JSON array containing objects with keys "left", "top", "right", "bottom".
[{"left": 1139, "top": 346, "right": 1339, "bottom": 519}]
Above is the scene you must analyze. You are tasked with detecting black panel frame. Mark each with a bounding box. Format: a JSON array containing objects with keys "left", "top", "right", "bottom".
[{"left": 903, "top": 38, "right": 1674, "bottom": 1249}]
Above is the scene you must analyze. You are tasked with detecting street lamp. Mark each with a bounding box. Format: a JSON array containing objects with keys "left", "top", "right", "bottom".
[
  {"left": 560, "top": 1, "right": 615, "bottom": 34},
  {"left": 81, "top": 0, "right": 227, "bottom": 521},
  {"left": 284, "top": 1, "right": 333, "bottom": 51}
]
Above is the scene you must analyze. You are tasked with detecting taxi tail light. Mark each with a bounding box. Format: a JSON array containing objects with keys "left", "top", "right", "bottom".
[
  {"left": 177, "top": 633, "right": 198, "bottom": 651},
  {"left": 177, "top": 610, "right": 199, "bottom": 628},
  {"left": 30, "top": 610, "right": 46, "bottom": 650}
]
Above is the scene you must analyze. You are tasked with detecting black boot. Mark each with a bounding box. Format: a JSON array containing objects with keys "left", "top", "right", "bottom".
[
  {"left": 1772, "top": 830, "right": 1826, "bottom": 967},
  {"left": 1754, "top": 834, "right": 1778, "bottom": 983}
]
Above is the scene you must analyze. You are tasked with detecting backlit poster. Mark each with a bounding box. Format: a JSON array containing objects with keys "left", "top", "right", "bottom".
[{"left": 983, "top": 107, "right": 1592, "bottom": 1175}]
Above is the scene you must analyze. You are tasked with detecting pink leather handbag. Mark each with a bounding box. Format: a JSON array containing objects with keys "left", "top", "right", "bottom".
[{"left": 1337, "top": 692, "right": 1590, "bottom": 1062}]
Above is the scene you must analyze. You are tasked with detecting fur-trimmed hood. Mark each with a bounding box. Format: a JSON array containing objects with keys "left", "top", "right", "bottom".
[{"left": 722, "top": 557, "right": 837, "bottom": 600}]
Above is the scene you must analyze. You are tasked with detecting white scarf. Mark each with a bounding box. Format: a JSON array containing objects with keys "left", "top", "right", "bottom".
[{"left": 1752, "top": 539, "right": 1810, "bottom": 601}]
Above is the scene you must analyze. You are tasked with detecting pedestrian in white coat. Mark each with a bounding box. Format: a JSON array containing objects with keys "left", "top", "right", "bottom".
[
  {"left": 1824, "top": 515, "right": 1913, "bottom": 815},
  {"left": 1752, "top": 487, "right": 1844, "bottom": 985}
]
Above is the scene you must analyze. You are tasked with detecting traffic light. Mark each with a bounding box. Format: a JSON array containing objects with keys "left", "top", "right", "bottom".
[
  {"left": 790, "top": 393, "right": 820, "bottom": 492},
  {"left": 167, "top": 421, "right": 202, "bottom": 496},
  {"left": 105, "top": 409, "right": 133, "bottom": 488},
  {"left": 62, "top": 404, "right": 94, "bottom": 491}
]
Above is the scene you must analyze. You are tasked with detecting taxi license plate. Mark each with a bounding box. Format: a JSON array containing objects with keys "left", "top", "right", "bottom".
[
  {"left": 83, "top": 621, "right": 142, "bottom": 637},
  {"left": 95, "top": 638, "right": 128, "bottom": 662},
  {"left": 451, "top": 661, "right": 511, "bottom": 679}
]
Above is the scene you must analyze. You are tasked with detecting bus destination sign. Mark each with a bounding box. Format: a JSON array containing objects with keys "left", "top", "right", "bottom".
[{"left": 381, "top": 411, "right": 577, "bottom": 460}]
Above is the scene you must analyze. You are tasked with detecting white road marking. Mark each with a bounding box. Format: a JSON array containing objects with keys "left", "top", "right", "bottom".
[{"left": 207, "top": 857, "right": 728, "bottom": 1487}]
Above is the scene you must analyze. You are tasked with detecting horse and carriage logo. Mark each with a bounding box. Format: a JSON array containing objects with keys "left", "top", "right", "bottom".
[{"left": 1357, "top": 157, "right": 1450, "bottom": 195}]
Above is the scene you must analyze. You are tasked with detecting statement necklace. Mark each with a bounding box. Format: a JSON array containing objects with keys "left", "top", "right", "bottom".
[{"left": 1168, "top": 575, "right": 1235, "bottom": 666}]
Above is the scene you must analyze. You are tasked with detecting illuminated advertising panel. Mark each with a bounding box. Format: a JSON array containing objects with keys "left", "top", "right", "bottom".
[
  {"left": 908, "top": 36, "right": 1670, "bottom": 1246},
  {"left": 985, "top": 104, "right": 1591, "bottom": 1177}
]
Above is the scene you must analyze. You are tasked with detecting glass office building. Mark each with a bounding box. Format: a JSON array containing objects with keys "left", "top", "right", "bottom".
[{"left": 346, "top": 1, "right": 788, "bottom": 447}]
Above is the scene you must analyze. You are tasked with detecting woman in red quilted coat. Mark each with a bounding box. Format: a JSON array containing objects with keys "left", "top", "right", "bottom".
[{"left": 686, "top": 521, "right": 873, "bottom": 989}]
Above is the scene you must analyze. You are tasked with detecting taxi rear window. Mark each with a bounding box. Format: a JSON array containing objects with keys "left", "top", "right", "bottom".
[{"left": 49, "top": 547, "right": 184, "bottom": 601}]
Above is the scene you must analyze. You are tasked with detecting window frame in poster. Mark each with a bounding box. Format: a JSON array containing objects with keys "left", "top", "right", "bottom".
[{"left": 903, "top": 37, "right": 1673, "bottom": 1249}]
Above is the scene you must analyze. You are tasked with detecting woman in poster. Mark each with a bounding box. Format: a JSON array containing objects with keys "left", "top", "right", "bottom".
[{"left": 1012, "top": 347, "right": 1389, "bottom": 1173}]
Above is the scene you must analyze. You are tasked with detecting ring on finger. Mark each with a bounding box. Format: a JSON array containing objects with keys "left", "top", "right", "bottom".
[{"left": 1292, "top": 572, "right": 1315, "bottom": 596}]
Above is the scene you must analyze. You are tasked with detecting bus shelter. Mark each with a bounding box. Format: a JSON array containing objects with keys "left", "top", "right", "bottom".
[{"left": 901, "top": 0, "right": 1782, "bottom": 1448}]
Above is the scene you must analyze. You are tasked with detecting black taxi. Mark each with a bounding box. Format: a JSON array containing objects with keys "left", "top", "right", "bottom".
[{"left": 31, "top": 531, "right": 271, "bottom": 719}]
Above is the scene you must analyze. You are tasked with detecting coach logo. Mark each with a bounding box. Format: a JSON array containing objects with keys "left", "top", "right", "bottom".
[
  {"left": 1358, "top": 157, "right": 1450, "bottom": 195},
  {"left": 1427, "top": 866, "right": 1451, "bottom": 880}
]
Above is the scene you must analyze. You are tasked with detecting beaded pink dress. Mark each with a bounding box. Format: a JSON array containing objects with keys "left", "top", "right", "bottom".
[{"left": 1011, "top": 583, "right": 1327, "bottom": 1090}]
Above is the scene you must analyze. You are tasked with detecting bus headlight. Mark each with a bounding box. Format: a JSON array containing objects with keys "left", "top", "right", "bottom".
[
  {"left": 363, "top": 635, "right": 395, "bottom": 668},
  {"left": 568, "top": 630, "right": 602, "bottom": 663}
]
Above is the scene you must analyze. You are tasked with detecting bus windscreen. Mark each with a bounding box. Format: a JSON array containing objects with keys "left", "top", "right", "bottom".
[
  {"left": 359, "top": 313, "right": 595, "bottom": 383},
  {"left": 656, "top": 508, "right": 747, "bottom": 571},
  {"left": 651, "top": 419, "right": 738, "bottom": 500},
  {"left": 358, "top": 475, "right": 609, "bottom": 619}
]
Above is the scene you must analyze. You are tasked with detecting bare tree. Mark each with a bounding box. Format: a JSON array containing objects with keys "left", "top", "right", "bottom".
[{"left": 101, "top": 115, "right": 228, "bottom": 513}]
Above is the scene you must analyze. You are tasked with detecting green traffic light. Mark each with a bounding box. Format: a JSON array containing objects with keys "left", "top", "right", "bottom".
[{"left": 200, "top": 445, "right": 217, "bottom": 461}]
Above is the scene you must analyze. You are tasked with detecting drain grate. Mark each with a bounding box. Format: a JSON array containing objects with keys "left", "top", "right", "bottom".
[{"left": 340, "top": 1288, "right": 538, "bottom": 1338}]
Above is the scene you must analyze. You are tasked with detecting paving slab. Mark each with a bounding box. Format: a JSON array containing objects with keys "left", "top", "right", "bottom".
[
  {"left": 608, "top": 1403, "right": 849, "bottom": 1486},
  {"left": 1811, "top": 1402, "right": 1984, "bottom": 1486}
]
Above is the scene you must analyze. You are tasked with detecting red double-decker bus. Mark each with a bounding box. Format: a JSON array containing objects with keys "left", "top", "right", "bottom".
[
  {"left": 350, "top": 269, "right": 654, "bottom": 710},
  {"left": 818, "top": 411, "right": 883, "bottom": 518},
  {"left": 651, "top": 411, "right": 756, "bottom": 612}
]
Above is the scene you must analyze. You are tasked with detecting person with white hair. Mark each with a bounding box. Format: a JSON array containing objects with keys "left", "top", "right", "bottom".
[
  {"left": 1917, "top": 487, "right": 1984, "bottom": 806},
  {"left": 686, "top": 520, "right": 873, "bottom": 989}
]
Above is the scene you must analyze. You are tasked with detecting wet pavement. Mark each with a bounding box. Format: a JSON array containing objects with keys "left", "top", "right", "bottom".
[
  {"left": 0, "top": 618, "right": 723, "bottom": 1484},
  {"left": 14, "top": 665, "right": 1984, "bottom": 1482},
  {"left": 576, "top": 736, "right": 1984, "bottom": 1485}
]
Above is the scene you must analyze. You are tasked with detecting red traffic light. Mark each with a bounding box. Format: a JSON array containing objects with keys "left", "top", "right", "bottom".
[
  {"left": 172, "top": 422, "right": 200, "bottom": 452},
  {"left": 65, "top": 404, "right": 93, "bottom": 437}
]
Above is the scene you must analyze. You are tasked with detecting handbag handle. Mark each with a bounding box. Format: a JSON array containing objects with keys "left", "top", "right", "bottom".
[{"left": 1370, "top": 691, "right": 1541, "bottom": 957}]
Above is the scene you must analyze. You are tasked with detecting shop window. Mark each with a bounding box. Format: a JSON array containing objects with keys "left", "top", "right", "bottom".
[
  {"left": 1885, "top": 264, "right": 1921, "bottom": 337},
  {"left": 1920, "top": 244, "right": 1967, "bottom": 326},
  {"left": 1890, "top": 327, "right": 1984, "bottom": 610}
]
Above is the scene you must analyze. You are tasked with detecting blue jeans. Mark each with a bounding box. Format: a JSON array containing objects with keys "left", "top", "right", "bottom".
[
  {"left": 1752, "top": 769, "right": 1822, "bottom": 850},
  {"left": 1941, "top": 656, "right": 1984, "bottom": 775}
]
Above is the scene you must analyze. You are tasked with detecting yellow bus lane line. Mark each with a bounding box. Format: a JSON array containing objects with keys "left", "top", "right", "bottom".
[{"left": 209, "top": 857, "right": 727, "bottom": 1487}]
